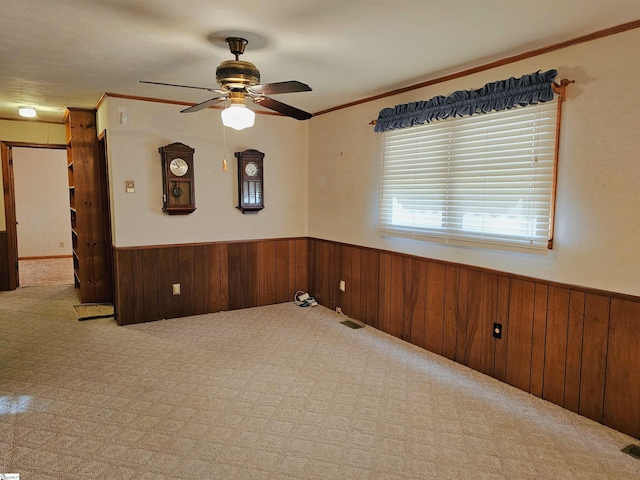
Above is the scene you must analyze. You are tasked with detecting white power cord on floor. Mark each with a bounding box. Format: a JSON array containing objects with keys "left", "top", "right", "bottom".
[{"left": 294, "top": 291, "right": 317, "bottom": 307}]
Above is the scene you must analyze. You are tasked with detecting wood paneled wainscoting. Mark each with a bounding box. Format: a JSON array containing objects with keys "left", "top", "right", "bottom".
[
  {"left": 113, "top": 238, "right": 308, "bottom": 326},
  {"left": 308, "top": 238, "right": 640, "bottom": 440}
]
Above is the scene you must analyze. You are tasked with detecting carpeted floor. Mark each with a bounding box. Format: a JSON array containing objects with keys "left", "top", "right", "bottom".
[
  {"left": 18, "top": 258, "right": 74, "bottom": 287},
  {"left": 0, "top": 285, "right": 638, "bottom": 479}
]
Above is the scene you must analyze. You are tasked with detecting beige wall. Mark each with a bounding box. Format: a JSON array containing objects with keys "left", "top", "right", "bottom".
[
  {"left": 0, "top": 120, "right": 66, "bottom": 230},
  {"left": 308, "top": 28, "right": 640, "bottom": 297},
  {"left": 102, "top": 97, "right": 309, "bottom": 247},
  {"left": 13, "top": 147, "right": 71, "bottom": 257}
]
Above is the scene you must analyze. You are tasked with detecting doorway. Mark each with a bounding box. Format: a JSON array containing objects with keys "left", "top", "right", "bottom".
[
  {"left": 12, "top": 146, "right": 74, "bottom": 286},
  {"left": 1, "top": 141, "right": 67, "bottom": 289}
]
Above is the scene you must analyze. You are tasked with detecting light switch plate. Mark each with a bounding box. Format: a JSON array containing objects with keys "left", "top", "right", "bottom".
[{"left": 125, "top": 180, "right": 135, "bottom": 193}]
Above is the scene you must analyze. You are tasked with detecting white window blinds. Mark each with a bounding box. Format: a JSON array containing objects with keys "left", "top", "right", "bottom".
[{"left": 379, "top": 100, "right": 558, "bottom": 251}]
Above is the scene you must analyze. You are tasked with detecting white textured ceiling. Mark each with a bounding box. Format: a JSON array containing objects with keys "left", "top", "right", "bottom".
[{"left": 1, "top": 1, "right": 640, "bottom": 123}]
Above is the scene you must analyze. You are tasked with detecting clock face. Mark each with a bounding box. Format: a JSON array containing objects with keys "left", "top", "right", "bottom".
[
  {"left": 170, "top": 158, "right": 189, "bottom": 177},
  {"left": 245, "top": 162, "right": 259, "bottom": 177}
]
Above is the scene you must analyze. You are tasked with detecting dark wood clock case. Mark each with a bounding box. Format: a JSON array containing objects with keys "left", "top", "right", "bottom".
[
  {"left": 160, "top": 142, "right": 196, "bottom": 215},
  {"left": 236, "top": 149, "right": 265, "bottom": 214}
]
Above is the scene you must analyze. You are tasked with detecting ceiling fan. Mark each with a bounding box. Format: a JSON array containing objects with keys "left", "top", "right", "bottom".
[{"left": 140, "top": 37, "right": 312, "bottom": 130}]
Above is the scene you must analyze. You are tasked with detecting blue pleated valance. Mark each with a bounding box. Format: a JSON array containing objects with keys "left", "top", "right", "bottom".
[{"left": 374, "top": 69, "right": 558, "bottom": 133}]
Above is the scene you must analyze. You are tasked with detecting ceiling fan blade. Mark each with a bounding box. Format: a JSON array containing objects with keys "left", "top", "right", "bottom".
[
  {"left": 247, "top": 81, "right": 312, "bottom": 96},
  {"left": 139, "top": 80, "right": 223, "bottom": 94},
  {"left": 180, "top": 96, "right": 227, "bottom": 113},
  {"left": 251, "top": 96, "right": 312, "bottom": 120}
]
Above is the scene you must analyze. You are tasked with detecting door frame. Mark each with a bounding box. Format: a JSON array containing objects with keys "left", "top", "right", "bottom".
[
  {"left": 97, "top": 130, "right": 114, "bottom": 301},
  {"left": 1, "top": 141, "right": 66, "bottom": 290}
]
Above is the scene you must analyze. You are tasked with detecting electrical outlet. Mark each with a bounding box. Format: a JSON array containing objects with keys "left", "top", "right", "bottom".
[
  {"left": 59, "top": 241, "right": 64, "bottom": 248},
  {"left": 172, "top": 283, "right": 181, "bottom": 295},
  {"left": 493, "top": 322, "right": 503, "bottom": 339}
]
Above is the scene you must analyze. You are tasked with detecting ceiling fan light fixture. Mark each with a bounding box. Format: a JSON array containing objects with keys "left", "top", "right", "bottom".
[
  {"left": 19, "top": 106, "right": 37, "bottom": 118},
  {"left": 221, "top": 104, "right": 255, "bottom": 130}
]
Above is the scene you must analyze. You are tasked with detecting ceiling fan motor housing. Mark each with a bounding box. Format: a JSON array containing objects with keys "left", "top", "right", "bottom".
[{"left": 216, "top": 60, "right": 260, "bottom": 90}]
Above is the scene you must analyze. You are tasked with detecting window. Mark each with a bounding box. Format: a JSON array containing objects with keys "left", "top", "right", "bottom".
[{"left": 379, "top": 100, "right": 558, "bottom": 251}]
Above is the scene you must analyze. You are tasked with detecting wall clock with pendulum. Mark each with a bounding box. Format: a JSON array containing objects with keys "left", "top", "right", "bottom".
[
  {"left": 235, "top": 149, "right": 265, "bottom": 214},
  {"left": 159, "top": 142, "right": 196, "bottom": 215}
]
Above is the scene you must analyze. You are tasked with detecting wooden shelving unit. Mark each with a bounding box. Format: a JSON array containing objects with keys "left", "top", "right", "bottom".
[{"left": 65, "top": 107, "right": 112, "bottom": 303}]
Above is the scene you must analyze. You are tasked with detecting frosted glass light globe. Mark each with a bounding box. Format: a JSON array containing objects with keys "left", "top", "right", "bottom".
[{"left": 221, "top": 104, "right": 255, "bottom": 130}]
